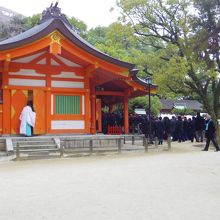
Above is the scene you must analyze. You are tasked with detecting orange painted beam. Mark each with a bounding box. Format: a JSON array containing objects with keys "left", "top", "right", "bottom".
[
  {"left": 51, "top": 115, "right": 85, "bottom": 120},
  {"left": 8, "top": 62, "right": 84, "bottom": 75},
  {"left": 62, "top": 39, "right": 129, "bottom": 76},
  {"left": 96, "top": 91, "right": 124, "bottom": 97},
  {"left": 48, "top": 129, "right": 85, "bottom": 134},
  {"left": 0, "top": 37, "right": 51, "bottom": 61},
  {"left": 51, "top": 89, "right": 86, "bottom": 95},
  {"left": 7, "top": 75, "right": 46, "bottom": 80}
]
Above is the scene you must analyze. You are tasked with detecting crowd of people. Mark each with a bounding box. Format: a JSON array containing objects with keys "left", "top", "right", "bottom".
[{"left": 102, "top": 112, "right": 219, "bottom": 151}]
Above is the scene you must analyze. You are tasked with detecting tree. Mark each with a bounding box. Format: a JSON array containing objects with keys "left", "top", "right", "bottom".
[
  {"left": 25, "top": 14, "right": 41, "bottom": 29},
  {"left": 129, "top": 95, "right": 162, "bottom": 117},
  {"left": 171, "top": 108, "right": 195, "bottom": 116},
  {"left": 0, "top": 15, "right": 26, "bottom": 40},
  {"left": 68, "top": 17, "right": 88, "bottom": 38},
  {"left": 116, "top": 0, "right": 220, "bottom": 134}
]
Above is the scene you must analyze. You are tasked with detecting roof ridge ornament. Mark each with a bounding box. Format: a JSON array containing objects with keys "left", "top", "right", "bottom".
[{"left": 39, "top": 1, "right": 73, "bottom": 29}]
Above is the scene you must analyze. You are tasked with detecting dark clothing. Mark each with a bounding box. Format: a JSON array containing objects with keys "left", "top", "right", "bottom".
[
  {"left": 187, "top": 119, "right": 196, "bottom": 142},
  {"left": 140, "top": 118, "right": 149, "bottom": 138},
  {"left": 102, "top": 113, "right": 108, "bottom": 134},
  {"left": 163, "top": 117, "right": 171, "bottom": 140},
  {"left": 203, "top": 119, "right": 220, "bottom": 151},
  {"left": 195, "top": 115, "right": 205, "bottom": 142},
  {"left": 195, "top": 115, "right": 205, "bottom": 131},
  {"left": 155, "top": 120, "right": 165, "bottom": 144},
  {"left": 170, "top": 118, "right": 177, "bottom": 140},
  {"left": 176, "top": 118, "right": 184, "bottom": 142}
]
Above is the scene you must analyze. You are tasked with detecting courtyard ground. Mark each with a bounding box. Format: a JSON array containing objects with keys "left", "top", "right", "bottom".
[{"left": 0, "top": 141, "right": 219, "bottom": 220}]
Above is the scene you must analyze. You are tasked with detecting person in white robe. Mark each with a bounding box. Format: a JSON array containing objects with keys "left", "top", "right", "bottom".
[{"left": 20, "top": 101, "right": 36, "bottom": 136}]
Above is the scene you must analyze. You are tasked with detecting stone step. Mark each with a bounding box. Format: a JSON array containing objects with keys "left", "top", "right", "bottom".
[
  {"left": 19, "top": 148, "right": 60, "bottom": 153},
  {"left": 15, "top": 144, "right": 57, "bottom": 149},
  {"left": 0, "top": 139, "right": 6, "bottom": 151},
  {"left": 13, "top": 140, "right": 55, "bottom": 145},
  {"left": 0, "top": 151, "right": 7, "bottom": 156},
  {"left": 20, "top": 155, "right": 61, "bottom": 160}
]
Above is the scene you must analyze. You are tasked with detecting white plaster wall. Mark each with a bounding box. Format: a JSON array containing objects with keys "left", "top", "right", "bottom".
[
  {"left": 9, "top": 78, "right": 46, "bottom": 87},
  {"left": 55, "top": 55, "right": 82, "bottom": 67},
  {"left": 51, "top": 120, "right": 85, "bottom": 130},
  {"left": 51, "top": 81, "right": 84, "bottom": 88},
  {"left": 12, "top": 51, "right": 46, "bottom": 63}
]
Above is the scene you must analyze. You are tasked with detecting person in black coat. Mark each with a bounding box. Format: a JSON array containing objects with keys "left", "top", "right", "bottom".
[
  {"left": 195, "top": 112, "right": 205, "bottom": 142},
  {"left": 176, "top": 116, "right": 184, "bottom": 142},
  {"left": 202, "top": 114, "right": 220, "bottom": 151},
  {"left": 155, "top": 117, "right": 165, "bottom": 145},
  {"left": 163, "top": 117, "right": 171, "bottom": 140},
  {"left": 170, "top": 116, "right": 177, "bottom": 141}
]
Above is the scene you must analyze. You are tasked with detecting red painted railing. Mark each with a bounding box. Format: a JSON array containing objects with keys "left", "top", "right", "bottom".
[{"left": 107, "top": 125, "right": 122, "bottom": 135}]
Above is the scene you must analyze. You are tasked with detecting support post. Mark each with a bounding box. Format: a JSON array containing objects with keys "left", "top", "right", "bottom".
[
  {"left": 118, "top": 138, "right": 122, "bottom": 153},
  {"left": 132, "top": 135, "right": 135, "bottom": 145},
  {"left": 124, "top": 95, "right": 129, "bottom": 134},
  {"left": 89, "top": 139, "right": 93, "bottom": 154},
  {"left": 168, "top": 135, "right": 171, "bottom": 151},
  {"left": 144, "top": 137, "right": 148, "bottom": 152},
  {"left": 16, "top": 142, "right": 20, "bottom": 160},
  {"left": 60, "top": 142, "right": 64, "bottom": 157},
  {"left": 155, "top": 137, "right": 158, "bottom": 148}
]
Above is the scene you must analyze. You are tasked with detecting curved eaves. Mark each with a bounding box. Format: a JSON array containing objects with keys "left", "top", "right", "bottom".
[
  {"left": 0, "top": 18, "right": 135, "bottom": 70},
  {"left": 130, "top": 69, "right": 157, "bottom": 88}
]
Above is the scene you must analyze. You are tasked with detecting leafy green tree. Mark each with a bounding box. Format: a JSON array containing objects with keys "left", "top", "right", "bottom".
[
  {"left": 87, "top": 22, "right": 154, "bottom": 77},
  {"left": 68, "top": 17, "right": 88, "bottom": 38},
  {"left": 116, "top": 0, "right": 220, "bottom": 133},
  {"left": 24, "top": 14, "right": 41, "bottom": 29},
  {"left": 129, "top": 95, "right": 162, "bottom": 117},
  {"left": 171, "top": 108, "right": 195, "bottom": 116}
]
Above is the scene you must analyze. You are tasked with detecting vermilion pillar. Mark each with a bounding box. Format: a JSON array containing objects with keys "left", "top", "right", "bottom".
[
  {"left": 84, "top": 72, "right": 91, "bottom": 133},
  {"left": 124, "top": 95, "right": 129, "bottom": 134},
  {"left": 90, "top": 84, "right": 96, "bottom": 134},
  {"left": 2, "top": 88, "right": 11, "bottom": 134},
  {"left": 2, "top": 61, "right": 10, "bottom": 134},
  {"left": 91, "top": 94, "right": 96, "bottom": 134},
  {"left": 109, "top": 104, "right": 113, "bottom": 113}
]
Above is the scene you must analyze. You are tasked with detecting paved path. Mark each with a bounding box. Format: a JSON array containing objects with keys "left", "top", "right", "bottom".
[{"left": 0, "top": 141, "right": 219, "bottom": 220}]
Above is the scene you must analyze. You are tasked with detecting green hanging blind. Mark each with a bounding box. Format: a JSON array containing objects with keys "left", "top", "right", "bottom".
[{"left": 56, "top": 95, "right": 80, "bottom": 114}]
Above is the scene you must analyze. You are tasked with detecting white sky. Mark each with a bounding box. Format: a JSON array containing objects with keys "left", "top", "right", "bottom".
[{"left": 0, "top": 0, "right": 120, "bottom": 29}]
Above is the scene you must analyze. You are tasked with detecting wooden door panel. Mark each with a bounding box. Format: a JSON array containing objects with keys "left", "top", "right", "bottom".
[
  {"left": 11, "top": 90, "right": 28, "bottom": 134},
  {"left": 33, "top": 90, "right": 46, "bottom": 134}
]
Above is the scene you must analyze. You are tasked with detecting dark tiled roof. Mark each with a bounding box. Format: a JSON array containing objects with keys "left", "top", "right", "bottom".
[
  {"left": 160, "top": 99, "right": 202, "bottom": 110},
  {"left": 130, "top": 69, "right": 157, "bottom": 90},
  {"left": 0, "top": 6, "right": 135, "bottom": 70}
]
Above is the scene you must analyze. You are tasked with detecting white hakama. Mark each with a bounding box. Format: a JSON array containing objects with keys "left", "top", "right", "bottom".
[{"left": 19, "top": 106, "right": 36, "bottom": 136}]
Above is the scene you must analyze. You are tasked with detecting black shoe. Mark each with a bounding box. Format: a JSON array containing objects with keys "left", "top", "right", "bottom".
[{"left": 202, "top": 149, "right": 208, "bottom": 151}]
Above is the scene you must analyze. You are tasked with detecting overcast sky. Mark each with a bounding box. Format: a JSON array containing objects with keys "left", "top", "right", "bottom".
[{"left": 0, "top": 0, "right": 120, "bottom": 29}]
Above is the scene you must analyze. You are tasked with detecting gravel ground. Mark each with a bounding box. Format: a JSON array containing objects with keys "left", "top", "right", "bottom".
[{"left": 0, "top": 141, "right": 219, "bottom": 220}]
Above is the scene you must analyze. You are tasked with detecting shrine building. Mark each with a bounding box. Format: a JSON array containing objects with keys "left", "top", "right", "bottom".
[{"left": 0, "top": 4, "right": 156, "bottom": 136}]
